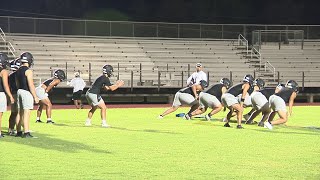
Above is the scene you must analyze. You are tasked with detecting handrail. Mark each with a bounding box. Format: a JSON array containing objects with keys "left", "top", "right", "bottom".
[
  {"left": 7, "top": 42, "right": 16, "bottom": 57},
  {"left": 238, "top": 34, "right": 248, "bottom": 54},
  {"left": 251, "top": 47, "right": 261, "bottom": 69},
  {"left": 265, "top": 61, "right": 276, "bottom": 81},
  {"left": 0, "top": 27, "right": 6, "bottom": 42}
]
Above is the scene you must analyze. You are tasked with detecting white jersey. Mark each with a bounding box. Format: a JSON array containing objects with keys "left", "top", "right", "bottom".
[
  {"left": 68, "top": 77, "right": 86, "bottom": 92},
  {"left": 186, "top": 71, "right": 207, "bottom": 86}
]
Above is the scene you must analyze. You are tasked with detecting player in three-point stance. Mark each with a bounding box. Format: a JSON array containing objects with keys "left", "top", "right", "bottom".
[
  {"left": 221, "top": 74, "right": 254, "bottom": 129},
  {"left": 189, "top": 78, "right": 231, "bottom": 121},
  {"left": 159, "top": 80, "right": 208, "bottom": 119},
  {"left": 264, "top": 80, "right": 299, "bottom": 130}
]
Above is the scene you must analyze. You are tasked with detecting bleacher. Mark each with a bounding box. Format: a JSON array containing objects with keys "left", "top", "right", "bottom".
[
  {"left": 259, "top": 41, "right": 320, "bottom": 87},
  {"left": 6, "top": 34, "right": 250, "bottom": 87}
]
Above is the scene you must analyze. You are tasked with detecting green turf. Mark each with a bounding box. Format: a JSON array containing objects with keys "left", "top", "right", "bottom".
[{"left": 1, "top": 106, "right": 320, "bottom": 179}]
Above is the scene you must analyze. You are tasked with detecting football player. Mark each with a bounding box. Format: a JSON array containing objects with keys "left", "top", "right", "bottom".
[
  {"left": 85, "top": 64, "right": 124, "bottom": 127},
  {"left": 35, "top": 69, "right": 66, "bottom": 123},
  {"left": 7, "top": 58, "right": 20, "bottom": 135},
  {"left": 16, "top": 52, "right": 39, "bottom": 138},
  {"left": 245, "top": 78, "right": 272, "bottom": 126},
  {"left": 221, "top": 74, "right": 254, "bottom": 129},
  {"left": 189, "top": 78, "right": 231, "bottom": 121},
  {"left": 159, "top": 80, "right": 208, "bottom": 119},
  {"left": 264, "top": 80, "right": 299, "bottom": 130},
  {"left": 0, "top": 53, "right": 14, "bottom": 138}
]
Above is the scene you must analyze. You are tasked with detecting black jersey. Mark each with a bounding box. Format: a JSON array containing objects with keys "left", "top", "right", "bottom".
[
  {"left": 275, "top": 87, "right": 295, "bottom": 103},
  {"left": 88, "top": 75, "right": 112, "bottom": 94},
  {"left": 178, "top": 87, "right": 194, "bottom": 96},
  {"left": 226, "top": 83, "right": 243, "bottom": 96},
  {"left": 0, "top": 68, "right": 4, "bottom": 92},
  {"left": 9, "top": 72, "right": 18, "bottom": 94},
  {"left": 259, "top": 88, "right": 272, "bottom": 100},
  {"left": 16, "top": 66, "right": 30, "bottom": 91},
  {"left": 203, "top": 84, "right": 224, "bottom": 101},
  {"left": 43, "top": 78, "right": 54, "bottom": 87}
]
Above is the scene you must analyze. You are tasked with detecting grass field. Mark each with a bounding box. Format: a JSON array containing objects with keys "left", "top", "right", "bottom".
[{"left": 1, "top": 106, "right": 320, "bottom": 179}]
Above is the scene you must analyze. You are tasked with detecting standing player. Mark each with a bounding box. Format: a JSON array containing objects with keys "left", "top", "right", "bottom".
[
  {"left": 186, "top": 63, "right": 207, "bottom": 86},
  {"left": 0, "top": 53, "right": 14, "bottom": 138},
  {"left": 159, "top": 80, "right": 208, "bottom": 119},
  {"left": 8, "top": 58, "right": 20, "bottom": 135},
  {"left": 68, "top": 72, "right": 86, "bottom": 109},
  {"left": 35, "top": 69, "right": 66, "bottom": 123},
  {"left": 16, "top": 52, "right": 39, "bottom": 138},
  {"left": 85, "top": 64, "right": 124, "bottom": 127},
  {"left": 245, "top": 78, "right": 271, "bottom": 126},
  {"left": 189, "top": 78, "right": 231, "bottom": 121},
  {"left": 264, "top": 80, "right": 299, "bottom": 130},
  {"left": 221, "top": 74, "right": 254, "bottom": 129}
]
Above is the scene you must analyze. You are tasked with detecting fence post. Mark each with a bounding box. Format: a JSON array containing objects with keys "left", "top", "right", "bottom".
[
  {"left": 89, "top": 63, "right": 92, "bottom": 85},
  {"left": 207, "top": 72, "right": 210, "bottom": 86},
  {"left": 253, "top": 70, "right": 256, "bottom": 79},
  {"left": 188, "top": 64, "right": 190, "bottom": 77},
  {"left": 7, "top": 17, "right": 10, "bottom": 33},
  {"left": 302, "top": 71, "right": 305, "bottom": 91},
  {"left": 117, "top": 63, "right": 119, "bottom": 80},
  {"left": 33, "top": 18, "right": 36, "bottom": 34},
  {"left": 181, "top": 71, "right": 184, "bottom": 88},
  {"left": 132, "top": 23, "right": 135, "bottom": 37},
  {"left": 229, "top": 71, "right": 232, "bottom": 83},
  {"left": 279, "top": 31, "right": 281, "bottom": 50},
  {"left": 158, "top": 71, "right": 161, "bottom": 92},
  {"left": 139, "top": 63, "right": 142, "bottom": 83},
  {"left": 277, "top": 71, "right": 280, "bottom": 84},
  {"left": 131, "top": 71, "right": 133, "bottom": 92},
  {"left": 84, "top": 20, "right": 87, "bottom": 36},
  {"left": 65, "top": 62, "right": 68, "bottom": 79},
  {"left": 60, "top": 20, "right": 63, "bottom": 35}
]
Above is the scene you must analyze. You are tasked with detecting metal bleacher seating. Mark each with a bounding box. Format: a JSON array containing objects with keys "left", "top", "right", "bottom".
[{"left": 7, "top": 34, "right": 250, "bottom": 87}]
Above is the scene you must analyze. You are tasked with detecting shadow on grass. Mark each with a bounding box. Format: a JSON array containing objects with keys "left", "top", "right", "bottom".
[
  {"left": 249, "top": 127, "right": 320, "bottom": 136},
  {"left": 1, "top": 132, "right": 111, "bottom": 154},
  {"left": 111, "top": 127, "right": 182, "bottom": 135}
]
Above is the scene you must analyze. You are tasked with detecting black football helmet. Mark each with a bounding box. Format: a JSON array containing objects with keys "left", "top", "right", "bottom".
[
  {"left": 243, "top": 74, "right": 254, "bottom": 84},
  {"left": 103, "top": 64, "right": 113, "bottom": 77},
  {"left": 254, "top": 78, "right": 265, "bottom": 89},
  {"left": 285, "top": 80, "right": 299, "bottom": 92},
  {"left": 219, "top": 78, "right": 232, "bottom": 89},
  {"left": 10, "top": 58, "right": 21, "bottom": 71},
  {"left": 53, "top": 69, "right": 66, "bottom": 81},
  {"left": 199, "top": 80, "right": 208, "bottom": 89},
  {"left": 0, "top": 53, "right": 9, "bottom": 69},
  {"left": 20, "top": 52, "right": 34, "bottom": 66}
]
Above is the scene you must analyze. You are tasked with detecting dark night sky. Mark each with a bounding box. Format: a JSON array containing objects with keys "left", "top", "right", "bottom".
[{"left": 0, "top": 0, "right": 320, "bottom": 24}]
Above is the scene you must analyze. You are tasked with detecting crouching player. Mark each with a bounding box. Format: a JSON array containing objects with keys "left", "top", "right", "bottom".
[
  {"left": 85, "top": 64, "right": 124, "bottom": 127},
  {"left": 35, "top": 69, "right": 66, "bottom": 123},
  {"left": 264, "top": 80, "right": 298, "bottom": 130},
  {"left": 221, "top": 74, "right": 254, "bottom": 129},
  {"left": 189, "top": 78, "right": 231, "bottom": 121},
  {"left": 158, "top": 80, "right": 208, "bottom": 119},
  {"left": 245, "top": 78, "right": 272, "bottom": 126}
]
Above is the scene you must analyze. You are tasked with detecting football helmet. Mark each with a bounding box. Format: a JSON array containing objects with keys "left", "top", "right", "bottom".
[
  {"left": 219, "top": 78, "right": 232, "bottom": 89},
  {"left": 10, "top": 58, "right": 21, "bottom": 71},
  {"left": 243, "top": 74, "right": 254, "bottom": 84},
  {"left": 20, "top": 52, "right": 34, "bottom": 66},
  {"left": 53, "top": 69, "right": 66, "bottom": 81},
  {"left": 0, "top": 53, "right": 9, "bottom": 69},
  {"left": 199, "top": 80, "right": 208, "bottom": 89},
  {"left": 285, "top": 80, "right": 299, "bottom": 92},
  {"left": 254, "top": 78, "right": 265, "bottom": 89},
  {"left": 102, "top": 64, "right": 113, "bottom": 77}
]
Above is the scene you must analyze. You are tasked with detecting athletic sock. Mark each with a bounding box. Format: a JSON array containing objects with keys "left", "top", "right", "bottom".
[{"left": 36, "top": 117, "right": 40, "bottom": 120}]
